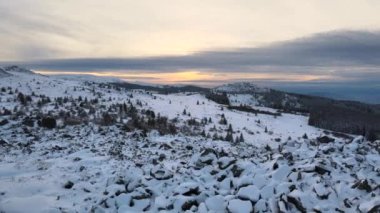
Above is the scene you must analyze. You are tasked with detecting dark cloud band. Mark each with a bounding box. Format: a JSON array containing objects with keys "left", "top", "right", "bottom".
[{"left": 1, "top": 30, "right": 380, "bottom": 79}]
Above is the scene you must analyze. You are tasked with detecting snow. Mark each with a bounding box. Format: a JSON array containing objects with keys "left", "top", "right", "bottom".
[
  {"left": 227, "top": 199, "right": 253, "bottom": 213},
  {"left": 0, "top": 68, "right": 379, "bottom": 212},
  {"left": 205, "top": 195, "right": 225, "bottom": 212},
  {"left": 0, "top": 195, "right": 61, "bottom": 213},
  {"left": 237, "top": 185, "right": 260, "bottom": 201}
]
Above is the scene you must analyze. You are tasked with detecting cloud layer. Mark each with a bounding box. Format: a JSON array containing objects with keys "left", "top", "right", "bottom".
[
  {"left": 2, "top": 0, "right": 380, "bottom": 61},
  {"left": 4, "top": 30, "right": 378, "bottom": 82}
]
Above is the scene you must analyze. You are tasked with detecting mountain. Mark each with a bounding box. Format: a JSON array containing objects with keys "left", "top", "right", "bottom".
[
  {"left": 215, "top": 82, "right": 269, "bottom": 93},
  {"left": 0, "top": 68, "right": 379, "bottom": 212},
  {"left": 213, "top": 82, "right": 380, "bottom": 138},
  {"left": 112, "top": 82, "right": 210, "bottom": 94},
  {"left": 3, "top": 65, "right": 34, "bottom": 74}
]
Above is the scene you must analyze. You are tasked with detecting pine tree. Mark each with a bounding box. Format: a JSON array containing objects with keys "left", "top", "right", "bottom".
[
  {"left": 17, "top": 93, "right": 26, "bottom": 105},
  {"left": 366, "top": 129, "right": 377, "bottom": 142},
  {"left": 213, "top": 133, "right": 219, "bottom": 140},
  {"left": 225, "top": 132, "right": 233, "bottom": 142},
  {"left": 239, "top": 133, "right": 244, "bottom": 142},
  {"left": 235, "top": 136, "right": 239, "bottom": 143},
  {"left": 302, "top": 133, "right": 308, "bottom": 139},
  {"left": 123, "top": 102, "right": 127, "bottom": 112},
  {"left": 228, "top": 124, "right": 233, "bottom": 132},
  {"left": 219, "top": 114, "right": 227, "bottom": 125}
]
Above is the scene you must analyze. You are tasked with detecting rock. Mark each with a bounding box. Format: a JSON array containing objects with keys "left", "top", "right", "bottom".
[
  {"left": 182, "top": 186, "right": 200, "bottom": 196},
  {"left": 317, "top": 136, "right": 335, "bottom": 144},
  {"left": 117, "top": 188, "right": 152, "bottom": 211},
  {"left": 322, "top": 147, "right": 335, "bottom": 154},
  {"left": 198, "top": 202, "right": 208, "bottom": 213},
  {"left": 304, "top": 165, "right": 330, "bottom": 175},
  {"left": 278, "top": 195, "right": 289, "bottom": 212},
  {"left": 40, "top": 117, "right": 57, "bottom": 129},
  {"left": 352, "top": 179, "right": 372, "bottom": 193},
  {"left": 198, "top": 148, "right": 218, "bottom": 165},
  {"left": 120, "top": 198, "right": 151, "bottom": 212},
  {"left": 217, "top": 157, "right": 236, "bottom": 170},
  {"left": 237, "top": 185, "right": 260, "bottom": 202},
  {"left": 150, "top": 166, "right": 173, "bottom": 180},
  {"left": 0, "top": 119, "right": 9, "bottom": 126},
  {"left": 273, "top": 162, "right": 279, "bottom": 170},
  {"left": 227, "top": 199, "right": 253, "bottom": 213},
  {"left": 210, "top": 170, "right": 219, "bottom": 175},
  {"left": 315, "top": 166, "right": 330, "bottom": 175},
  {"left": 343, "top": 198, "right": 352, "bottom": 208},
  {"left": 201, "top": 148, "right": 217, "bottom": 156},
  {"left": 131, "top": 187, "right": 152, "bottom": 200},
  {"left": 219, "top": 177, "right": 232, "bottom": 192},
  {"left": 260, "top": 185, "right": 275, "bottom": 200},
  {"left": 231, "top": 165, "right": 244, "bottom": 177},
  {"left": 368, "top": 205, "right": 380, "bottom": 213},
  {"left": 217, "top": 174, "right": 227, "bottom": 182},
  {"left": 22, "top": 117, "right": 34, "bottom": 127},
  {"left": 73, "top": 157, "right": 81, "bottom": 162},
  {"left": 158, "top": 153, "right": 166, "bottom": 161},
  {"left": 181, "top": 199, "right": 198, "bottom": 211},
  {"left": 283, "top": 152, "right": 293, "bottom": 162},
  {"left": 205, "top": 195, "right": 225, "bottom": 212},
  {"left": 252, "top": 175, "right": 267, "bottom": 189},
  {"left": 154, "top": 195, "right": 171, "bottom": 211},
  {"left": 272, "top": 165, "right": 291, "bottom": 181},
  {"left": 0, "top": 139, "right": 10, "bottom": 147},
  {"left": 358, "top": 198, "right": 380, "bottom": 213},
  {"left": 64, "top": 181, "right": 74, "bottom": 189},
  {"left": 116, "top": 194, "right": 132, "bottom": 209},
  {"left": 159, "top": 143, "right": 172, "bottom": 150},
  {"left": 255, "top": 199, "right": 269, "bottom": 212},
  {"left": 175, "top": 182, "right": 201, "bottom": 196},
  {"left": 313, "top": 184, "right": 330, "bottom": 200},
  {"left": 287, "top": 194, "right": 306, "bottom": 213}
]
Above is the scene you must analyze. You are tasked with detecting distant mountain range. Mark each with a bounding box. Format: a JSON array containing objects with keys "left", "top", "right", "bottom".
[{"left": 0, "top": 65, "right": 34, "bottom": 76}]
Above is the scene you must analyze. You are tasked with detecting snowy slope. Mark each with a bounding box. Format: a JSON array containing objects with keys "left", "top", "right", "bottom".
[
  {"left": 0, "top": 68, "right": 379, "bottom": 212},
  {"left": 0, "top": 68, "right": 11, "bottom": 77},
  {"left": 3, "top": 65, "right": 34, "bottom": 74}
]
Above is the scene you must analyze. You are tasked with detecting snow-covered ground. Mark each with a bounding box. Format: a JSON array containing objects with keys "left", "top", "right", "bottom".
[{"left": 0, "top": 68, "right": 379, "bottom": 212}]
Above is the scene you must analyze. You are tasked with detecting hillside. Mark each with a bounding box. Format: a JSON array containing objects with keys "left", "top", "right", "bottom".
[
  {"left": 216, "top": 82, "right": 380, "bottom": 140},
  {"left": 0, "top": 68, "right": 379, "bottom": 212}
]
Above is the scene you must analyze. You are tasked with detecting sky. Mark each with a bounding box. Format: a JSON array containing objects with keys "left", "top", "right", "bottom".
[{"left": 0, "top": 0, "right": 380, "bottom": 103}]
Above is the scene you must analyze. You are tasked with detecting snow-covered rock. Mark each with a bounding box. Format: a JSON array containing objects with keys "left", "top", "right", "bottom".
[{"left": 227, "top": 199, "right": 253, "bottom": 213}]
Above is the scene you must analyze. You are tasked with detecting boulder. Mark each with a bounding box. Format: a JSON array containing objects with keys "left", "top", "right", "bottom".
[{"left": 227, "top": 199, "right": 253, "bottom": 213}]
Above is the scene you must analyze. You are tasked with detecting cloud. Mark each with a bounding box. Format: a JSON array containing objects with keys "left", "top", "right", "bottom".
[{"left": 5, "top": 30, "right": 379, "bottom": 77}]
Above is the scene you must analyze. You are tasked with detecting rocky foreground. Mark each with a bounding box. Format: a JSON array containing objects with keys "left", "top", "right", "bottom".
[{"left": 1, "top": 123, "right": 379, "bottom": 212}]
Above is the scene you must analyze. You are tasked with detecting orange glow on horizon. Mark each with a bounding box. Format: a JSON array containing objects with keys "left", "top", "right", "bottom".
[{"left": 35, "top": 70, "right": 333, "bottom": 85}]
